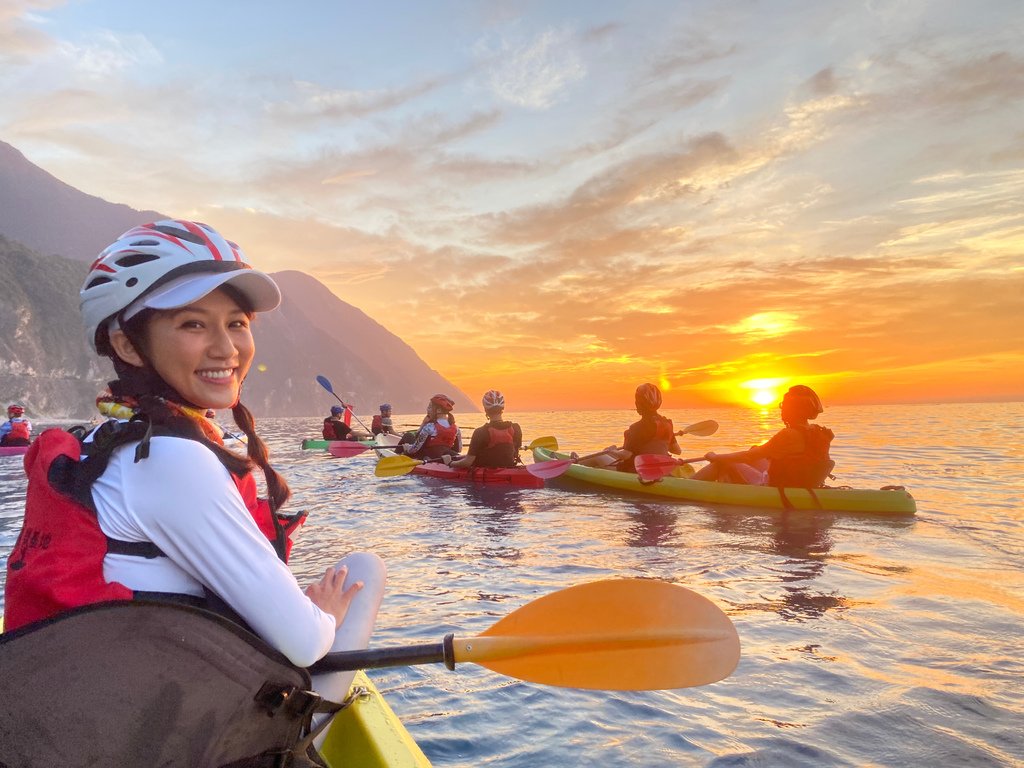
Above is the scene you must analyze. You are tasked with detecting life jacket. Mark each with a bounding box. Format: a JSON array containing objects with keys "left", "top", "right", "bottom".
[
  {"left": 767, "top": 424, "right": 835, "bottom": 488},
  {"left": 322, "top": 417, "right": 350, "bottom": 440},
  {"left": 0, "top": 600, "right": 344, "bottom": 767},
  {"left": 5, "top": 418, "right": 30, "bottom": 443},
  {"left": 3, "top": 424, "right": 305, "bottom": 633},
  {"left": 425, "top": 420, "right": 458, "bottom": 449},
  {"left": 473, "top": 423, "right": 518, "bottom": 468},
  {"left": 371, "top": 414, "right": 383, "bottom": 433},
  {"left": 619, "top": 415, "right": 675, "bottom": 471}
]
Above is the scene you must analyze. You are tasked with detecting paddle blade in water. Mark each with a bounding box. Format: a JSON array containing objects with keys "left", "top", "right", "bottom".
[
  {"left": 374, "top": 455, "right": 422, "bottom": 477},
  {"left": 327, "top": 441, "right": 373, "bottom": 458},
  {"left": 524, "top": 459, "right": 572, "bottom": 479},
  {"left": 460, "top": 578, "right": 739, "bottom": 690}
]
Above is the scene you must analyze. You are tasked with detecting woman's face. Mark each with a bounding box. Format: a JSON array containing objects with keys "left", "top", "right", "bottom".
[{"left": 137, "top": 288, "right": 254, "bottom": 409}]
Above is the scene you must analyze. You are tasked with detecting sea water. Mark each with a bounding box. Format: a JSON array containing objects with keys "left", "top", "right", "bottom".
[{"left": 1, "top": 402, "right": 1022, "bottom": 767}]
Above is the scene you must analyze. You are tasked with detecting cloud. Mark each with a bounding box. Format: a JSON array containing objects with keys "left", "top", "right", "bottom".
[
  {"left": 56, "top": 29, "right": 162, "bottom": 78},
  {"left": 475, "top": 26, "right": 586, "bottom": 109}
]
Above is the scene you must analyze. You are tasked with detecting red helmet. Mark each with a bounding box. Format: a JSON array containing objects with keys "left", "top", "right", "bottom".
[
  {"left": 482, "top": 390, "right": 505, "bottom": 411},
  {"left": 634, "top": 383, "right": 662, "bottom": 412},
  {"left": 7, "top": 404, "right": 24, "bottom": 417},
  {"left": 430, "top": 394, "right": 455, "bottom": 412},
  {"left": 781, "top": 385, "right": 823, "bottom": 420}
]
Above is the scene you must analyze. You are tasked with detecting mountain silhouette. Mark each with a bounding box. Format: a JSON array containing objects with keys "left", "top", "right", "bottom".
[{"left": 0, "top": 140, "right": 472, "bottom": 417}]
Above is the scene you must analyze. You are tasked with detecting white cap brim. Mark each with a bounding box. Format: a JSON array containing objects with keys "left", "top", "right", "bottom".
[{"left": 123, "top": 270, "right": 281, "bottom": 321}]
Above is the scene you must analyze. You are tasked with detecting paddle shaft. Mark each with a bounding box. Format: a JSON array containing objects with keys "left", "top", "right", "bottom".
[
  {"left": 311, "top": 628, "right": 730, "bottom": 674},
  {"left": 316, "top": 376, "right": 374, "bottom": 434}
]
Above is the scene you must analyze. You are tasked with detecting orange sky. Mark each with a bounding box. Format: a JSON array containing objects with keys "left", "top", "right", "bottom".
[{"left": 3, "top": 2, "right": 1022, "bottom": 410}]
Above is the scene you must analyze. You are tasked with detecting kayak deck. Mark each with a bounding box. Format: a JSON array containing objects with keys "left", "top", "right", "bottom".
[
  {"left": 534, "top": 447, "right": 916, "bottom": 515},
  {"left": 321, "top": 671, "right": 431, "bottom": 767}
]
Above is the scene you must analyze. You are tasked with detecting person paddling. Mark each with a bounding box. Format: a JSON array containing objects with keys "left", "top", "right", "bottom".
[
  {"left": 394, "top": 393, "right": 461, "bottom": 460},
  {"left": 323, "top": 404, "right": 369, "bottom": 441},
  {"left": 0, "top": 404, "right": 32, "bottom": 447},
  {"left": 576, "top": 383, "right": 681, "bottom": 472},
  {"left": 3, "top": 219, "right": 386, "bottom": 712},
  {"left": 371, "top": 403, "right": 398, "bottom": 437},
  {"left": 446, "top": 390, "right": 523, "bottom": 469},
  {"left": 693, "top": 384, "right": 835, "bottom": 486}
]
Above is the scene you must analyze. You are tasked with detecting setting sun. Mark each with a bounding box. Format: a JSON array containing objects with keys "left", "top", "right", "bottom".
[{"left": 740, "top": 378, "right": 786, "bottom": 408}]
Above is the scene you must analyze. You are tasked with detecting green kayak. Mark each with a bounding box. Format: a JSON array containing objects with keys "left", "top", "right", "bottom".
[{"left": 534, "top": 447, "right": 916, "bottom": 515}]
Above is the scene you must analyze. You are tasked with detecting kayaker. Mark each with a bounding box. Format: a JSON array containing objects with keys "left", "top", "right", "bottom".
[
  {"left": 3, "top": 219, "right": 386, "bottom": 711},
  {"left": 446, "top": 390, "right": 523, "bottom": 469},
  {"left": 371, "top": 403, "right": 398, "bottom": 436},
  {"left": 394, "top": 393, "right": 462, "bottom": 459},
  {"left": 0, "top": 403, "right": 32, "bottom": 447},
  {"left": 693, "top": 384, "right": 835, "bottom": 486},
  {"left": 576, "top": 383, "right": 681, "bottom": 472},
  {"left": 323, "top": 404, "right": 369, "bottom": 441}
]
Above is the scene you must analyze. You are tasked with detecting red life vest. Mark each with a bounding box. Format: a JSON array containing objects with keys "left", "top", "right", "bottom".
[
  {"left": 767, "top": 425, "right": 835, "bottom": 488},
  {"left": 371, "top": 414, "right": 383, "bottom": 432},
  {"left": 322, "top": 418, "right": 351, "bottom": 440},
  {"left": 473, "top": 424, "right": 517, "bottom": 468},
  {"left": 6, "top": 419, "right": 30, "bottom": 442},
  {"left": 3, "top": 427, "right": 303, "bottom": 633},
  {"left": 425, "top": 420, "right": 458, "bottom": 449}
]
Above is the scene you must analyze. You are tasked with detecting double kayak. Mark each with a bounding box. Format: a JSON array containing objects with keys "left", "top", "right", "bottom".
[
  {"left": 374, "top": 447, "right": 546, "bottom": 488},
  {"left": 405, "top": 460, "right": 545, "bottom": 488},
  {"left": 534, "top": 447, "right": 917, "bottom": 515}
]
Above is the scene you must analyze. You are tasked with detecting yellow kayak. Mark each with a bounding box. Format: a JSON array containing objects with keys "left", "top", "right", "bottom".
[{"left": 534, "top": 447, "right": 916, "bottom": 515}]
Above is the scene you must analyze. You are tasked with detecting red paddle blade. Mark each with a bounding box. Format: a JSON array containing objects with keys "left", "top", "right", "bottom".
[
  {"left": 525, "top": 459, "right": 572, "bottom": 479},
  {"left": 634, "top": 454, "right": 680, "bottom": 482},
  {"left": 328, "top": 441, "right": 373, "bottom": 458}
]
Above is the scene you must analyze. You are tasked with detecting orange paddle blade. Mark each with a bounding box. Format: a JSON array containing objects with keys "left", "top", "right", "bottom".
[{"left": 460, "top": 578, "right": 739, "bottom": 690}]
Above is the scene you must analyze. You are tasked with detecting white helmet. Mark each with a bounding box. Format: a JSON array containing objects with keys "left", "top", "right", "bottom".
[
  {"left": 80, "top": 219, "right": 280, "bottom": 354},
  {"left": 482, "top": 389, "right": 505, "bottom": 410}
]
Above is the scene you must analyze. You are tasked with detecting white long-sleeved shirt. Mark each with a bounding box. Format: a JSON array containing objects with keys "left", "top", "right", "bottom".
[{"left": 90, "top": 435, "right": 336, "bottom": 667}]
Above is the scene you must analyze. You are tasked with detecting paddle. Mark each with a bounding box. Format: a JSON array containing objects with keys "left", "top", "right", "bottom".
[
  {"left": 327, "top": 435, "right": 402, "bottom": 458},
  {"left": 375, "top": 454, "right": 572, "bottom": 480},
  {"left": 571, "top": 420, "right": 718, "bottom": 465},
  {"left": 315, "top": 375, "right": 374, "bottom": 434},
  {"left": 634, "top": 454, "right": 707, "bottom": 482},
  {"left": 309, "top": 578, "right": 740, "bottom": 690},
  {"left": 676, "top": 419, "right": 719, "bottom": 437}
]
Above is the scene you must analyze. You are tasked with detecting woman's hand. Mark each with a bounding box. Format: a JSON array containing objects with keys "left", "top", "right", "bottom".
[
  {"left": 305, "top": 564, "right": 364, "bottom": 628},
  {"left": 704, "top": 451, "right": 720, "bottom": 462}
]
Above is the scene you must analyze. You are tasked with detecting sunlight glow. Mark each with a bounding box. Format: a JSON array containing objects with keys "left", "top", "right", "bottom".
[{"left": 739, "top": 378, "right": 787, "bottom": 408}]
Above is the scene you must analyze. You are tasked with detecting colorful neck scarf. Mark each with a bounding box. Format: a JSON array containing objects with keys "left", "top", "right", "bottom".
[{"left": 96, "top": 390, "right": 225, "bottom": 446}]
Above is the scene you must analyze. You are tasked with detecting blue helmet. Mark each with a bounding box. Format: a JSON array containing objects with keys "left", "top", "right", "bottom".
[
  {"left": 330, "top": 405, "right": 344, "bottom": 416},
  {"left": 379, "top": 403, "right": 392, "bottom": 412}
]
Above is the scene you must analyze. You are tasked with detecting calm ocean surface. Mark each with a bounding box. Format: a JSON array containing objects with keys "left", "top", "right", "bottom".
[{"left": 2, "top": 402, "right": 1022, "bottom": 766}]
